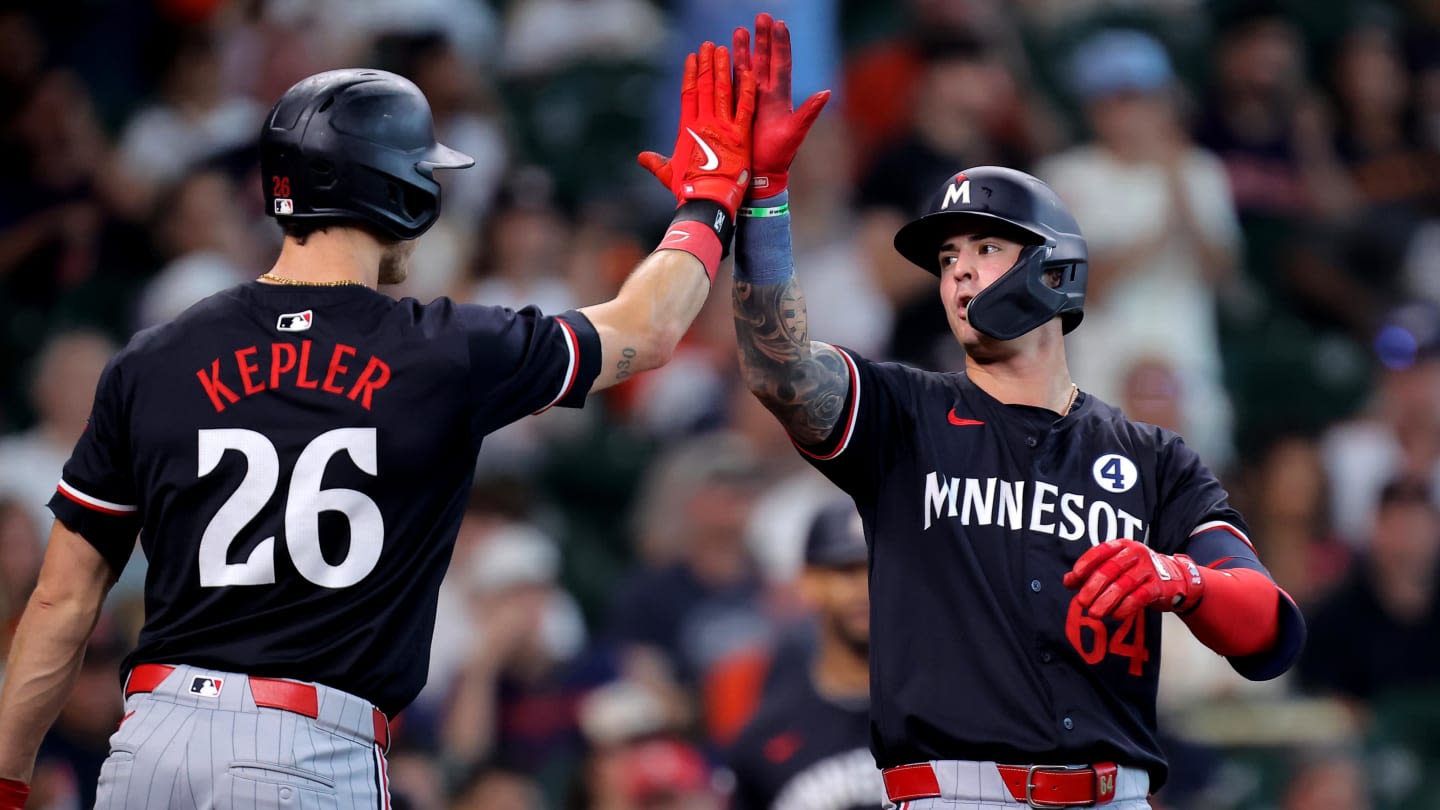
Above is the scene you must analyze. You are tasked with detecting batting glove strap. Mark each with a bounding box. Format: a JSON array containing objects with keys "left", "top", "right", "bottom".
[
  {"left": 1064, "top": 539, "right": 1206, "bottom": 621},
  {"left": 0, "top": 777, "right": 30, "bottom": 809},
  {"left": 654, "top": 201, "right": 734, "bottom": 282}
]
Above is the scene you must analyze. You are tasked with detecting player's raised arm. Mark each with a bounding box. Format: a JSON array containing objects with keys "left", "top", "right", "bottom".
[
  {"left": 580, "top": 42, "right": 756, "bottom": 392},
  {"left": 728, "top": 14, "right": 843, "bottom": 446}
]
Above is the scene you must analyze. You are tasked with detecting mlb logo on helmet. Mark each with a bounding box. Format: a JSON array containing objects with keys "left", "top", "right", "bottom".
[
  {"left": 274, "top": 198, "right": 294, "bottom": 215},
  {"left": 189, "top": 677, "right": 223, "bottom": 697},
  {"left": 277, "top": 310, "right": 314, "bottom": 332}
]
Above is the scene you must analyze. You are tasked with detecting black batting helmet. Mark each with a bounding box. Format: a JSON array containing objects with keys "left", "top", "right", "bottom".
[
  {"left": 260, "top": 69, "right": 474, "bottom": 241},
  {"left": 893, "top": 166, "right": 1087, "bottom": 341}
]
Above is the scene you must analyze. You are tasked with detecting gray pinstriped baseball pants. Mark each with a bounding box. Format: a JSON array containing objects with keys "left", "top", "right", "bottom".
[
  {"left": 882, "top": 760, "right": 1152, "bottom": 809},
  {"left": 94, "top": 665, "right": 389, "bottom": 810}
]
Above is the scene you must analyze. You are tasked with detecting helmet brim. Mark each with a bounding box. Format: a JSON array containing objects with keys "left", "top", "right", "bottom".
[
  {"left": 419, "top": 142, "right": 476, "bottom": 171},
  {"left": 894, "top": 210, "right": 1047, "bottom": 276}
]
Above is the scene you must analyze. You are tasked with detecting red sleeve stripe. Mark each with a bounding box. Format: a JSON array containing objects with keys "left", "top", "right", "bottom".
[
  {"left": 794, "top": 344, "right": 861, "bottom": 461},
  {"left": 534, "top": 318, "right": 580, "bottom": 414},
  {"left": 1189, "top": 520, "right": 1255, "bottom": 552},
  {"left": 56, "top": 480, "right": 137, "bottom": 515}
]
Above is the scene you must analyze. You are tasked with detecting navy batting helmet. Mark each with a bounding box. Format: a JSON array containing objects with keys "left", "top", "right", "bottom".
[
  {"left": 260, "top": 69, "right": 474, "bottom": 241},
  {"left": 893, "top": 166, "right": 1087, "bottom": 341}
]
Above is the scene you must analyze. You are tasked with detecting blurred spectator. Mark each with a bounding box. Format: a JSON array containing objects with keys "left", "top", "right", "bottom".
[
  {"left": 1320, "top": 302, "right": 1440, "bottom": 547},
  {"left": 0, "top": 498, "right": 42, "bottom": 649},
  {"left": 591, "top": 737, "right": 724, "bottom": 810},
  {"left": 135, "top": 169, "right": 254, "bottom": 329},
  {"left": 450, "top": 764, "right": 545, "bottom": 810},
  {"left": 1040, "top": 29, "right": 1240, "bottom": 469},
  {"left": 1193, "top": 2, "right": 1352, "bottom": 223},
  {"left": 608, "top": 434, "right": 774, "bottom": 728},
  {"left": 842, "top": 0, "right": 1031, "bottom": 172},
  {"left": 115, "top": 27, "right": 263, "bottom": 197},
  {"left": 0, "top": 329, "right": 116, "bottom": 541},
  {"left": 440, "top": 523, "right": 610, "bottom": 803},
  {"left": 375, "top": 30, "right": 510, "bottom": 302},
  {"left": 466, "top": 167, "right": 578, "bottom": 316},
  {"left": 1280, "top": 747, "right": 1372, "bottom": 810},
  {"left": 727, "top": 501, "right": 881, "bottom": 810},
  {"left": 500, "top": 0, "right": 663, "bottom": 80},
  {"left": 1237, "top": 435, "right": 1351, "bottom": 607},
  {"left": 1299, "top": 477, "right": 1440, "bottom": 701}
]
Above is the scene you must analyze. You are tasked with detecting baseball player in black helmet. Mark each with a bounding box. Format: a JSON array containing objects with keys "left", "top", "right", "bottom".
[
  {"left": 0, "top": 55, "right": 757, "bottom": 809},
  {"left": 726, "top": 14, "right": 1305, "bottom": 809}
]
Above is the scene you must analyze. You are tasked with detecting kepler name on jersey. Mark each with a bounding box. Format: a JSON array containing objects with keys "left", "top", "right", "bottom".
[
  {"left": 195, "top": 341, "right": 392, "bottom": 413},
  {"left": 924, "top": 473, "right": 1147, "bottom": 542}
]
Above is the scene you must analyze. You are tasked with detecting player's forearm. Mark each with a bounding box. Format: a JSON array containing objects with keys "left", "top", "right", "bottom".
[
  {"left": 581, "top": 248, "right": 711, "bottom": 391},
  {"left": 0, "top": 589, "right": 107, "bottom": 779},
  {"left": 1180, "top": 567, "right": 1280, "bottom": 658},
  {"left": 732, "top": 195, "right": 850, "bottom": 445},
  {"left": 0, "top": 523, "right": 116, "bottom": 780}
]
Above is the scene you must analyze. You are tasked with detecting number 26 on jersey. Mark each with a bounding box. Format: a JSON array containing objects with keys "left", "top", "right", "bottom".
[{"left": 197, "top": 428, "right": 384, "bottom": 589}]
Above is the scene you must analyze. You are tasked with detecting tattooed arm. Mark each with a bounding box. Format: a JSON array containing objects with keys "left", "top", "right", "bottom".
[
  {"left": 733, "top": 276, "right": 851, "bottom": 445},
  {"left": 581, "top": 249, "right": 713, "bottom": 393}
]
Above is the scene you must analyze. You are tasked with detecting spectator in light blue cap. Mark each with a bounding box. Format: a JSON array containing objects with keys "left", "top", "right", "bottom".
[
  {"left": 1069, "top": 28, "right": 1175, "bottom": 101},
  {"left": 1037, "top": 28, "right": 1243, "bottom": 472}
]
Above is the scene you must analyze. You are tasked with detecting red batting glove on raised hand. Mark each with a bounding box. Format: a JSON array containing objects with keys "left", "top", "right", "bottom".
[
  {"left": 0, "top": 777, "right": 29, "bottom": 809},
  {"left": 638, "top": 41, "right": 756, "bottom": 218},
  {"left": 732, "top": 13, "right": 830, "bottom": 200},
  {"left": 1063, "top": 539, "right": 1205, "bottom": 622}
]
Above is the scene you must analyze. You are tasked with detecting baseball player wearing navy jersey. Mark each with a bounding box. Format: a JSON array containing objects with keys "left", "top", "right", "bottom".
[
  {"left": 0, "top": 57, "right": 756, "bottom": 810},
  {"left": 725, "top": 15, "right": 1305, "bottom": 810},
  {"left": 728, "top": 501, "right": 882, "bottom": 810}
]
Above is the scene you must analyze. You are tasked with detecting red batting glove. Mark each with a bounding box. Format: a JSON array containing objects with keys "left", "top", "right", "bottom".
[
  {"left": 638, "top": 42, "right": 756, "bottom": 218},
  {"left": 732, "top": 13, "right": 831, "bottom": 200},
  {"left": 0, "top": 777, "right": 29, "bottom": 809},
  {"left": 1063, "top": 539, "right": 1205, "bottom": 622}
]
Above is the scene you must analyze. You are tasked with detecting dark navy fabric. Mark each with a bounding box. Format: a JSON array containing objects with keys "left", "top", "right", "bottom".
[{"left": 50, "top": 281, "right": 600, "bottom": 716}]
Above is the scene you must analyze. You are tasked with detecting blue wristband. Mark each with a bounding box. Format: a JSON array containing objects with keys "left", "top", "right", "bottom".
[{"left": 733, "top": 191, "right": 795, "bottom": 286}]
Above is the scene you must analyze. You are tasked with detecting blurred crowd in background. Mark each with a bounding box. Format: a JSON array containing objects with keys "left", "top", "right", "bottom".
[{"left": 1, "top": 0, "right": 1439, "bottom": 808}]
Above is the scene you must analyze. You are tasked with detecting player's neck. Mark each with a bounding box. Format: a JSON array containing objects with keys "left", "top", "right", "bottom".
[
  {"left": 265, "top": 230, "right": 382, "bottom": 288},
  {"left": 964, "top": 345, "right": 1075, "bottom": 415}
]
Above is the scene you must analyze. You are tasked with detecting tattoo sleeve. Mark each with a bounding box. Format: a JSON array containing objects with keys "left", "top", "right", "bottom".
[{"left": 732, "top": 277, "right": 851, "bottom": 446}]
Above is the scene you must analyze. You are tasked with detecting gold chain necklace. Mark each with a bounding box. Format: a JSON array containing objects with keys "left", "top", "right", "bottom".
[
  {"left": 259, "top": 272, "right": 367, "bottom": 288},
  {"left": 1061, "top": 383, "right": 1079, "bottom": 417}
]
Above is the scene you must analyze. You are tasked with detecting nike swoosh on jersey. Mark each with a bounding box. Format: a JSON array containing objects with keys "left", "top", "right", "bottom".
[
  {"left": 686, "top": 127, "right": 720, "bottom": 171},
  {"left": 947, "top": 409, "right": 985, "bottom": 426}
]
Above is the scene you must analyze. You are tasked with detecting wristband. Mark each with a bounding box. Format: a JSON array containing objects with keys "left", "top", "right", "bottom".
[
  {"left": 738, "top": 203, "right": 790, "bottom": 218},
  {"left": 655, "top": 200, "right": 735, "bottom": 283}
]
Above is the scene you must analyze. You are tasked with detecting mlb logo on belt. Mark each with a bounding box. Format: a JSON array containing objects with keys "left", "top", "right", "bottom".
[
  {"left": 190, "top": 677, "right": 223, "bottom": 697},
  {"left": 277, "top": 310, "right": 313, "bottom": 332}
]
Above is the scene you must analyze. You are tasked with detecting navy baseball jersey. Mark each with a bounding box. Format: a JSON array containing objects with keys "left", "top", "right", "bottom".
[
  {"left": 48, "top": 282, "right": 600, "bottom": 716},
  {"left": 727, "top": 661, "right": 879, "bottom": 810},
  {"left": 794, "top": 347, "right": 1298, "bottom": 788}
]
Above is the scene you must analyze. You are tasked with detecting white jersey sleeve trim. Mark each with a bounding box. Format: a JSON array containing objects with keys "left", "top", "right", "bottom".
[
  {"left": 795, "top": 343, "right": 861, "bottom": 461},
  {"left": 1189, "top": 520, "right": 1255, "bottom": 552},
  {"left": 534, "top": 317, "right": 580, "bottom": 414},
  {"left": 56, "top": 479, "right": 137, "bottom": 515}
]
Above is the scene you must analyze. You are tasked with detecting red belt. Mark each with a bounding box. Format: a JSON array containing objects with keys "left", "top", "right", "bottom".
[
  {"left": 126, "top": 663, "right": 390, "bottom": 752},
  {"left": 882, "top": 761, "right": 1118, "bottom": 807}
]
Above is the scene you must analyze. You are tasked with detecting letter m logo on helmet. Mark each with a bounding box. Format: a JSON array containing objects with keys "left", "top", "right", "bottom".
[{"left": 941, "top": 177, "right": 971, "bottom": 209}]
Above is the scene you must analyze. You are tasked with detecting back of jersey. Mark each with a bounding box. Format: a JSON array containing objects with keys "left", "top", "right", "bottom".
[{"left": 51, "top": 282, "right": 598, "bottom": 715}]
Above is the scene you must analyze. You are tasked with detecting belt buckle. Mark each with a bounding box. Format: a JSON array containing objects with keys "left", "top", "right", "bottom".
[{"left": 1025, "top": 764, "right": 1092, "bottom": 808}]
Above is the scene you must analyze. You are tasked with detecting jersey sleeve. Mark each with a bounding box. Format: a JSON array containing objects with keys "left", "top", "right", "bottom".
[
  {"left": 47, "top": 355, "right": 141, "bottom": 573},
  {"left": 458, "top": 304, "right": 602, "bottom": 434},
  {"left": 792, "top": 345, "right": 912, "bottom": 500}
]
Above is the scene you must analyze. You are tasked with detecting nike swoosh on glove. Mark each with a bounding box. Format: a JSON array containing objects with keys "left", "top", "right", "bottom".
[
  {"left": 638, "top": 41, "right": 756, "bottom": 217},
  {"left": 733, "top": 13, "right": 830, "bottom": 200},
  {"left": 1063, "top": 538, "right": 1205, "bottom": 621}
]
